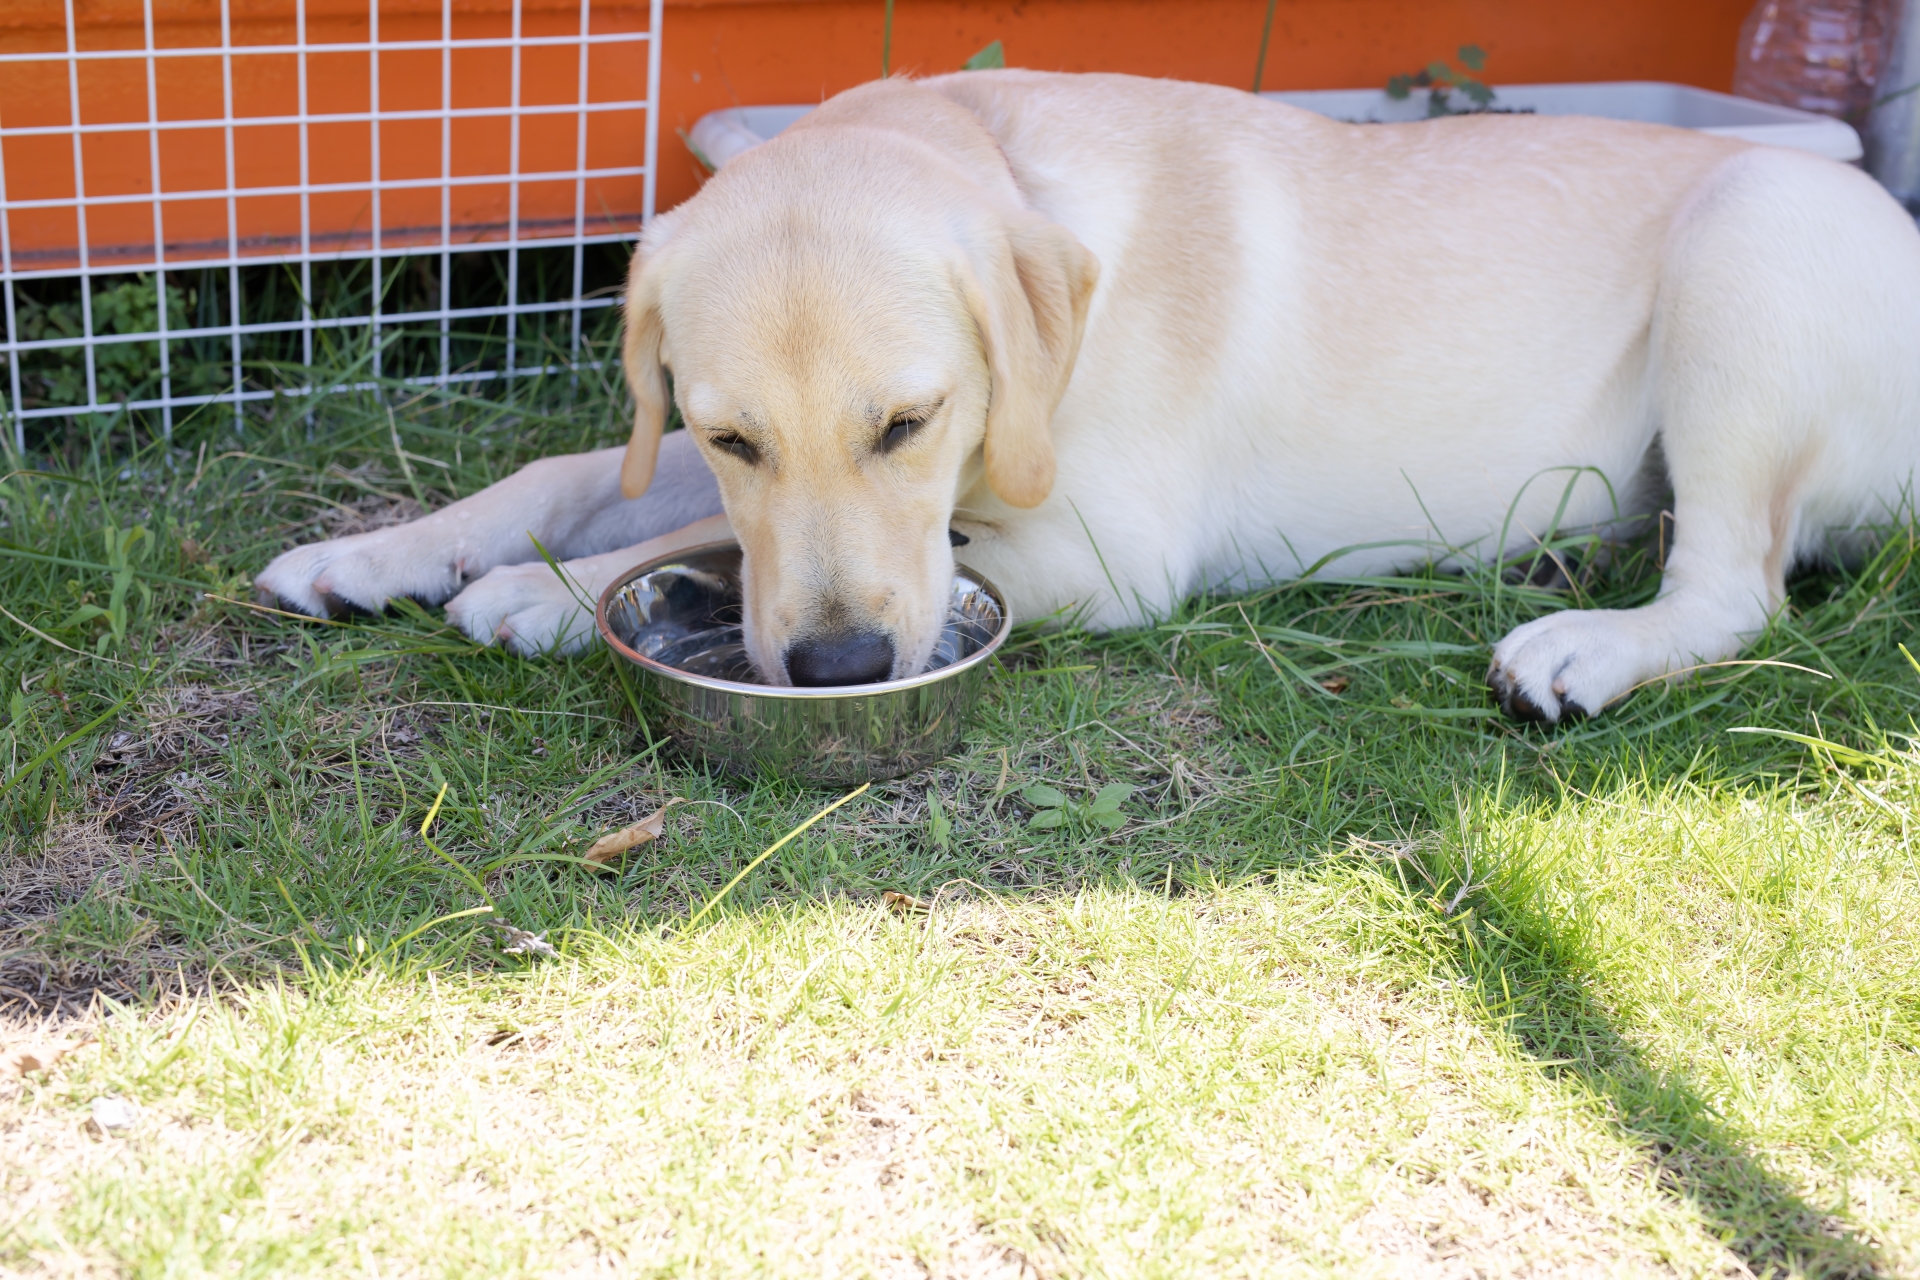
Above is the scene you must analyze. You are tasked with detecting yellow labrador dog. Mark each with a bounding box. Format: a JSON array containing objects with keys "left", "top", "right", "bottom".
[{"left": 257, "top": 71, "right": 1920, "bottom": 721}]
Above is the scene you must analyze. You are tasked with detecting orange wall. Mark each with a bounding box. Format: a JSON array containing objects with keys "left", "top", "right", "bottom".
[
  {"left": 1, "top": 0, "right": 1757, "bottom": 262},
  {"left": 655, "top": 0, "right": 1755, "bottom": 210}
]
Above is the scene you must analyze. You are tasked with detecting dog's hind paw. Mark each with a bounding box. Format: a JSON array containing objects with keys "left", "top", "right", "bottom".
[
  {"left": 445, "top": 562, "right": 599, "bottom": 657},
  {"left": 1488, "top": 599, "right": 1768, "bottom": 725},
  {"left": 1485, "top": 610, "right": 1644, "bottom": 725}
]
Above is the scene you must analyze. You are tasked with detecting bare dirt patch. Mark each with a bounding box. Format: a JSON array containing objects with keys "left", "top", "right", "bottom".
[
  {"left": 90, "top": 684, "right": 258, "bottom": 844},
  {"left": 810, "top": 1087, "right": 1052, "bottom": 1280},
  {"left": 2, "top": 683, "right": 276, "bottom": 1018}
]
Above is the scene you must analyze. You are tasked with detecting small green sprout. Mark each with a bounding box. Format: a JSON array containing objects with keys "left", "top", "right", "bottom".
[
  {"left": 927, "top": 789, "right": 953, "bottom": 852},
  {"left": 1024, "top": 782, "right": 1133, "bottom": 832},
  {"left": 58, "top": 521, "right": 151, "bottom": 653}
]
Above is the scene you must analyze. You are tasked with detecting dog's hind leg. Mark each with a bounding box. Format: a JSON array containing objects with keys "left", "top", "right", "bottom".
[
  {"left": 255, "top": 430, "right": 722, "bottom": 620},
  {"left": 1489, "top": 148, "right": 1920, "bottom": 722}
]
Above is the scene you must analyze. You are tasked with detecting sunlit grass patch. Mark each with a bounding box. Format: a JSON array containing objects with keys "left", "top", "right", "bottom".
[{"left": 0, "top": 885, "right": 1792, "bottom": 1275}]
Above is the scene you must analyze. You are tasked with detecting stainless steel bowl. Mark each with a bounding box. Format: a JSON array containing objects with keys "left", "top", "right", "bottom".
[{"left": 596, "top": 542, "right": 1011, "bottom": 784}]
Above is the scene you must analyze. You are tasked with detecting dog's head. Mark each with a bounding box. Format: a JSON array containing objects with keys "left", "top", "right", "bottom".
[{"left": 618, "top": 87, "right": 1098, "bottom": 685}]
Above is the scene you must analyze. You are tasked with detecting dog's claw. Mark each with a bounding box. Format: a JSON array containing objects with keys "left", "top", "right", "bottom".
[{"left": 1486, "top": 659, "right": 1587, "bottom": 725}]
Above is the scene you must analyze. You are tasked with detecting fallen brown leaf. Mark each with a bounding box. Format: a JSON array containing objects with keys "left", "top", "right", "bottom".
[
  {"left": 882, "top": 890, "right": 930, "bottom": 915},
  {"left": 1318, "top": 674, "right": 1351, "bottom": 694},
  {"left": 2, "top": 1037, "right": 91, "bottom": 1078},
  {"left": 583, "top": 798, "right": 684, "bottom": 868}
]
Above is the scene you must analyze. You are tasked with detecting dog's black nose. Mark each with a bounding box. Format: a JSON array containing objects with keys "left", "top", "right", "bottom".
[{"left": 785, "top": 631, "right": 895, "bottom": 686}]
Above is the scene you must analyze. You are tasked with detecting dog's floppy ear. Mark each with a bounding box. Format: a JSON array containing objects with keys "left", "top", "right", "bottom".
[
  {"left": 618, "top": 220, "right": 680, "bottom": 499},
  {"left": 966, "top": 211, "right": 1099, "bottom": 508}
]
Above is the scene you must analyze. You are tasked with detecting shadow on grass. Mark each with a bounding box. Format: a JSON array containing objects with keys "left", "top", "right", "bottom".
[
  {"left": 1178, "top": 527, "right": 1914, "bottom": 1272},
  {"left": 1424, "top": 846, "right": 1889, "bottom": 1279}
]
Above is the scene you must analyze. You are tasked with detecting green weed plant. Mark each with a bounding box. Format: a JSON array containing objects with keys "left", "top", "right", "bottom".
[{"left": 1387, "top": 44, "right": 1502, "bottom": 117}]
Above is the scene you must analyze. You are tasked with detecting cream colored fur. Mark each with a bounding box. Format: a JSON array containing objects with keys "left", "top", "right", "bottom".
[{"left": 256, "top": 70, "right": 1920, "bottom": 722}]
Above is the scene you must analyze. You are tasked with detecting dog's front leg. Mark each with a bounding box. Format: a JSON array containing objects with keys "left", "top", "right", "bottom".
[
  {"left": 443, "top": 513, "right": 733, "bottom": 655},
  {"left": 255, "top": 431, "right": 721, "bottom": 618}
]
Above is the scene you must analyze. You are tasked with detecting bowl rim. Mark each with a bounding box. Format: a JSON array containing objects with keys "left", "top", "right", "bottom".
[{"left": 594, "top": 540, "right": 1014, "bottom": 699}]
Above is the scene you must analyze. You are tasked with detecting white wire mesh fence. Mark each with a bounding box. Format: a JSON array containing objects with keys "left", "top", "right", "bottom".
[{"left": 0, "top": 0, "right": 663, "bottom": 449}]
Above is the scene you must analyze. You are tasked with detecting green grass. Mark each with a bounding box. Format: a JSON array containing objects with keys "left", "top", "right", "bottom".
[{"left": 3, "top": 353, "right": 1920, "bottom": 1277}]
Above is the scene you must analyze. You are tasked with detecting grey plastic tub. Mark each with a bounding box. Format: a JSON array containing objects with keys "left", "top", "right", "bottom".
[
  {"left": 689, "top": 81, "right": 1862, "bottom": 171},
  {"left": 1262, "top": 81, "right": 1861, "bottom": 162}
]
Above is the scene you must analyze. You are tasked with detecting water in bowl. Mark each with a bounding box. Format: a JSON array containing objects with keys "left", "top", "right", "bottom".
[
  {"left": 612, "top": 555, "right": 1005, "bottom": 687},
  {"left": 651, "top": 607, "right": 999, "bottom": 685}
]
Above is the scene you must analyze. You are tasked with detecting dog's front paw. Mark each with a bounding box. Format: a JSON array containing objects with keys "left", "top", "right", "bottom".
[
  {"left": 256, "top": 532, "right": 467, "bottom": 618},
  {"left": 445, "top": 562, "right": 598, "bottom": 656},
  {"left": 1487, "top": 610, "right": 1648, "bottom": 724},
  {"left": 254, "top": 541, "right": 348, "bottom": 617}
]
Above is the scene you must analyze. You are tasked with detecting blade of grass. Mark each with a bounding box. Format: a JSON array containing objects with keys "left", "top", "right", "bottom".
[{"left": 683, "top": 783, "right": 871, "bottom": 932}]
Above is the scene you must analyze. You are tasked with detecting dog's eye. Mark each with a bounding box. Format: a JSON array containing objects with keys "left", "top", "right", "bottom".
[
  {"left": 879, "top": 411, "right": 927, "bottom": 453},
  {"left": 708, "top": 432, "right": 759, "bottom": 464}
]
